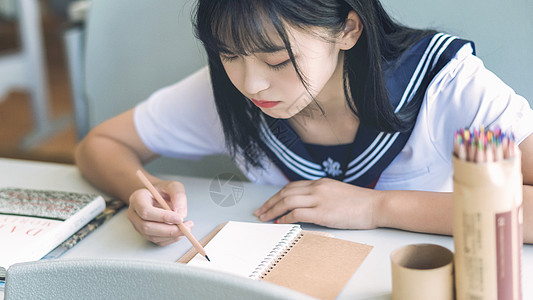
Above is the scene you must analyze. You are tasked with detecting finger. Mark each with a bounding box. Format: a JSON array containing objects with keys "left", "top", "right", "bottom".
[
  {"left": 276, "top": 208, "right": 318, "bottom": 224},
  {"left": 131, "top": 189, "right": 183, "bottom": 224},
  {"left": 255, "top": 186, "right": 309, "bottom": 217},
  {"left": 156, "top": 181, "right": 187, "bottom": 217},
  {"left": 148, "top": 235, "right": 183, "bottom": 246},
  {"left": 258, "top": 194, "right": 315, "bottom": 222},
  {"left": 135, "top": 218, "right": 183, "bottom": 238},
  {"left": 182, "top": 220, "right": 194, "bottom": 230},
  {"left": 146, "top": 220, "right": 194, "bottom": 246},
  {"left": 169, "top": 191, "right": 188, "bottom": 219},
  {"left": 143, "top": 220, "right": 194, "bottom": 238},
  {"left": 285, "top": 180, "right": 315, "bottom": 188},
  {"left": 136, "top": 205, "right": 183, "bottom": 225},
  {"left": 128, "top": 205, "right": 190, "bottom": 239},
  {"left": 254, "top": 183, "right": 313, "bottom": 216},
  {"left": 127, "top": 203, "right": 182, "bottom": 237}
]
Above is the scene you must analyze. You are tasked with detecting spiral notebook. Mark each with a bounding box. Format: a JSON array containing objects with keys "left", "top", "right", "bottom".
[{"left": 180, "top": 221, "right": 373, "bottom": 299}]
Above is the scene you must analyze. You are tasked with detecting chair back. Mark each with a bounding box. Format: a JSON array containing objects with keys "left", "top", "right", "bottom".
[
  {"left": 82, "top": 0, "right": 244, "bottom": 179},
  {"left": 4, "top": 259, "right": 314, "bottom": 300},
  {"left": 84, "top": 0, "right": 205, "bottom": 129}
]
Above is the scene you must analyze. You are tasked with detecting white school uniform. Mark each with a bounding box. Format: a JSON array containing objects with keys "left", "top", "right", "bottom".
[{"left": 134, "top": 38, "right": 533, "bottom": 192}]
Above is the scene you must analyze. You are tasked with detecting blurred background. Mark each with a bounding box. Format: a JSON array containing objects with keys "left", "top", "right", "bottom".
[
  {"left": 0, "top": 0, "right": 532, "bottom": 168},
  {"left": 0, "top": 0, "right": 76, "bottom": 164}
]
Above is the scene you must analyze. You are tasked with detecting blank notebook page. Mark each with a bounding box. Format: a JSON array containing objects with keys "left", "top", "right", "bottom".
[{"left": 187, "top": 221, "right": 301, "bottom": 279}]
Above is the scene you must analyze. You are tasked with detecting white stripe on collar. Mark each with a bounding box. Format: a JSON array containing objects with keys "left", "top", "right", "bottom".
[
  {"left": 343, "top": 132, "right": 400, "bottom": 182},
  {"left": 260, "top": 124, "right": 325, "bottom": 180},
  {"left": 395, "top": 33, "right": 451, "bottom": 113},
  {"left": 344, "top": 34, "right": 456, "bottom": 181},
  {"left": 347, "top": 132, "right": 387, "bottom": 168},
  {"left": 345, "top": 132, "right": 393, "bottom": 176}
]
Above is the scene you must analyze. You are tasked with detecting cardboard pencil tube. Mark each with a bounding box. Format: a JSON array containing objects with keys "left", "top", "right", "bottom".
[
  {"left": 390, "top": 243, "right": 454, "bottom": 300},
  {"left": 453, "top": 154, "right": 523, "bottom": 300}
]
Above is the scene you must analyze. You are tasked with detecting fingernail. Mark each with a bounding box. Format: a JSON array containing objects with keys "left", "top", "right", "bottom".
[{"left": 274, "top": 219, "right": 279, "bottom": 224}]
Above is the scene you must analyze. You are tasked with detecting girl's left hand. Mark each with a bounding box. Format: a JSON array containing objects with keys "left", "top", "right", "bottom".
[{"left": 254, "top": 178, "right": 384, "bottom": 229}]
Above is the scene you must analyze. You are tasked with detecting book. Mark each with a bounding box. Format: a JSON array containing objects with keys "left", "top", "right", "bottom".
[
  {"left": 0, "top": 187, "right": 106, "bottom": 279},
  {"left": 180, "top": 221, "right": 373, "bottom": 300},
  {"left": 42, "top": 197, "right": 125, "bottom": 260}
]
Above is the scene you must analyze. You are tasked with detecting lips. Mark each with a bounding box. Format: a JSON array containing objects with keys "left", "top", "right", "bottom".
[{"left": 250, "top": 99, "right": 281, "bottom": 108}]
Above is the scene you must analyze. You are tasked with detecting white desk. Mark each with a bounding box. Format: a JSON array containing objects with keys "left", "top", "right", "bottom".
[{"left": 1, "top": 158, "right": 532, "bottom": 299}]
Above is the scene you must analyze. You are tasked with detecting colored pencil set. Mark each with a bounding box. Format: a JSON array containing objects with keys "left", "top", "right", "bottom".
[
  {"left": 452, "top": 126, "right": 523, "bottom": 299},
  {"left": 453, "top": 126, "right": 516, "bottom": 163}
]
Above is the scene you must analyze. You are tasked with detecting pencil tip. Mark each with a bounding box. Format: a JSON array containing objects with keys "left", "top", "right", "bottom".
[{"left": 205, "top": 255, "right": 210, "bottom": 262}]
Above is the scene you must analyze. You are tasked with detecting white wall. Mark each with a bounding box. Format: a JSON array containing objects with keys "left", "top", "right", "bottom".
[{"left": 381, "top": 0, "right": 533, "bottom": 106}]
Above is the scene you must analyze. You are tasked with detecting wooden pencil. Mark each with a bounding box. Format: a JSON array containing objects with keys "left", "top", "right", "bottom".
[{"left": 135, "top": 169, "right": 210, "bottom": 261}]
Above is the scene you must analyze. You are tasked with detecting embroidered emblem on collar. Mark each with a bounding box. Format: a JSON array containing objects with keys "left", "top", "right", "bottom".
[{"left": 322, "top": 158, "right": 342, "bottom": 177}]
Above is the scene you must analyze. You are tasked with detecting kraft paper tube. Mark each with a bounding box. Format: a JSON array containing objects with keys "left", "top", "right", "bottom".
[
  {"left": 390, "top": 243, "right": 454, "bottom": 300},
  {"left": 453, "top": 154, "right": 523, "bottom": 300}
]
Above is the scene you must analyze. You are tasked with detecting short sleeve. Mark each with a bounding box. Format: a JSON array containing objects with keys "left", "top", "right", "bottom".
[
  {"left": 133, "top": 67, "right": 227, "bottom": 159},
  {"left": 377, "top": 44, "right": 533, "bottom": 192},
  {"left": 425, "top": 44, "right": 533, "bottom": 162}
]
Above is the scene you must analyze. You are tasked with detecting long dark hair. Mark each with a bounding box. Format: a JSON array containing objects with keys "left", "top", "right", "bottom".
[{"left": 193, "top": 0, "right": 435, "bottom": 169}]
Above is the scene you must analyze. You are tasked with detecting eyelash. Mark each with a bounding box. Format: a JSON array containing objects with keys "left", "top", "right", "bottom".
[
  {"left": 267, "top": 60, "right": 290, "bottom": 71},
  {"left": 220, "top": 55, "right": 290, "bottom": 71}
]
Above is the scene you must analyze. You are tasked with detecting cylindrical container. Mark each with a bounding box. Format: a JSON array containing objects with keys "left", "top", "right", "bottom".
[
  {"left": 390, "top": 243, "right": 454, "bottom": 300},
  {"left": 453, "top": 155, "right": 523, "bottom": 300}
]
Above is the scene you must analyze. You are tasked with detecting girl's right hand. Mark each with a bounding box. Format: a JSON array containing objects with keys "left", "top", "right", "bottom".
[{"left": 126, "top": 180, "right": 193, "bottom": 246}]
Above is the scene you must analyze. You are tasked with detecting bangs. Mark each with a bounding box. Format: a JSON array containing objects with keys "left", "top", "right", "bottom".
[{"left": 197, "top": 1, "right": 289, "bottom": 56}]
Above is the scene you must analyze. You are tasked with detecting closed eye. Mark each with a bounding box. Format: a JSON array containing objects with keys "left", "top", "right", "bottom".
[{"left": 267, "top": 59, "right": 290, "bottom": 71}]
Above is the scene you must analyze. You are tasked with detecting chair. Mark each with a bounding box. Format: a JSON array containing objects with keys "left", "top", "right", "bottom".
[
  {"left": 68, "top": 0, "right": 244, "bottom": 178},
  {"left": 4, "top": 259, "right": 313, "bottom": 300}
]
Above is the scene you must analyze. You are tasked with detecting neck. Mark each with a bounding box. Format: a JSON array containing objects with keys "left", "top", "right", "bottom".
[
  {"left": 295, "top": 51, "right": 351, "bottom": 121},
  {"left": 288, "top": 51, "right": 360, "bottom": 145}
]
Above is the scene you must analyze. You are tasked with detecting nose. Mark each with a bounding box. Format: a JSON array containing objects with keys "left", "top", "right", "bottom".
[{"left": 242, "top": 58, "right": 270, "bottom": 95}]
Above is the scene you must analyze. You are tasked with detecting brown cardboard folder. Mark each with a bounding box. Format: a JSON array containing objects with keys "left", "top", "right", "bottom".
[{"left": 178, "top": 222, "right": 373, "bottom": 300}]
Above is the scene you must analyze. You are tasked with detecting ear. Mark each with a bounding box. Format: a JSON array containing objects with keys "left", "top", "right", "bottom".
[{"left": 338, "top": 10, "right": 363, "bottom": 50}]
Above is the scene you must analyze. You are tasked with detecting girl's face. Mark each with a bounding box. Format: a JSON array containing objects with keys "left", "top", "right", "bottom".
[{"left": 220, "top": 26, "right": 344, "bottom": 119}]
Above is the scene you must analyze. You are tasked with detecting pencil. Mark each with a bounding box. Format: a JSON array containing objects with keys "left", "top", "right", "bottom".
[
  {"left": 135, "top": 169, "right": 210, "bottom": 261},
  {"left": 454, "top": 133, "right": 467, "bottom": 160}
]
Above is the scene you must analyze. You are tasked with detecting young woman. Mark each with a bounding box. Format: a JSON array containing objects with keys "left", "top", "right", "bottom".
[{"left": 75, "top": 0, "right": 533, "bottom": 246}]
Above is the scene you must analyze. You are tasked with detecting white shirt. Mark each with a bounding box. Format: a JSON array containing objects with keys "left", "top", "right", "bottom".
[{"left": 134, "top": 44, "right": 533, "bottom": 191}]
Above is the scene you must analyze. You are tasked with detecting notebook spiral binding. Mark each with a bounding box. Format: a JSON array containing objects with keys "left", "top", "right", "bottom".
[{"left": 248, "top": 225, "right": 303, "bottom": 280}]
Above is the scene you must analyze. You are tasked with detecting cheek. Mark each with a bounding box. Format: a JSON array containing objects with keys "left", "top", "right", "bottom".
[
  {"left": 275, "top": 70, "right": 307, "bottom": 96},
  {"left": 275, "top": 74, "right": 313, "bottom": 116}
]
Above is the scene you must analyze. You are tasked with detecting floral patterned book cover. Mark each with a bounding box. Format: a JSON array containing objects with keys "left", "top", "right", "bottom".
[
  {"left": 42, "top": 198, "right": 125, "bottom": 260},
  {"left": 0, "top": 188, "right": 106, "bottom": 279}
]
